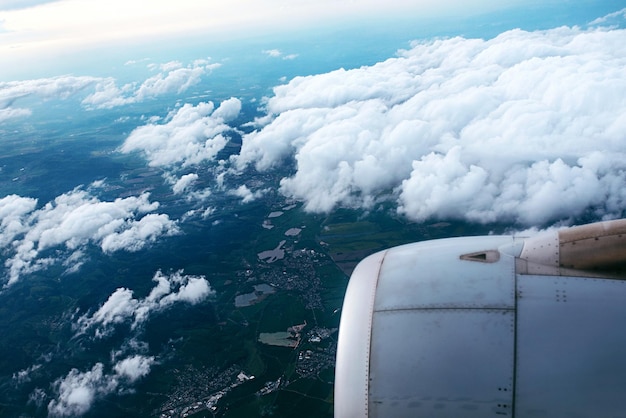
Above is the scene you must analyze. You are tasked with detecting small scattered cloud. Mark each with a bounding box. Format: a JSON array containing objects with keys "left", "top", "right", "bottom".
[
  {"left": 79, "top": 78, "right": 134, "bottom": 109},
  {"left": 99, "top": 213, "right": 178, "bottom": 253},
  {"left": 113, "top": 355, "right": 154, "bottom": 382},
  {"left": 13, "top": 363, "right": 42, "bottom": 385},
  {"left": 82, "top": 59, "right": 220, "bottom": 109},
  {"left": 0, "top": 106, "right": 31, "bottom": 121},
  {"left": 170, "top": 173, "right": 199, "bottom": 195},
  {"left": 263, "top": 49, "right": 282, "bottom": 57},
  {"left": 0, "top": 75, "right": 99, "bottom": 108},
  {"left": 43, "top": 269, "right": 213, "bottom": 416},
  {"left": 48, "top": 363, "right": 110, "bottom": 417},
  {"left": 0, "top": 194, "right": 38, "bottom": 245},
  {"left": 134, "top": 65, "right": 203, "bottom": 100},
  {"left": 47, "top": 355, "right": 155, "bottom": 417},
  {"left": 201, "top": 206, "right": 216, "bottom": 219},
  {"left": 0, "top": 75, "right": 100, "bottom": 121},
  {"left": 0, "top": 188, "right": 178, "bottom": 286},
  {"left": 263, "top": 49, "right": 298, "bottom": 60},
  {"left": 151, "top": 60, "right": 183, "bottom": 72},
  {"left": 589, "top": 7, "right": 626, "bottom": 26},
  {"left": 0, "top": 58, "right": 221, "bottom": 119},
  {"left": 234, "top": 24, "right": 626, "bottom": 226},
  {"left": 165, "top": 172, "right": 213, "bottom": 202},
  {"left": 75, "top": 270, "right": 214, "bottom": 338},
  {"left": 124, "top": 58, "right": 150, "bottom": 66},
  {"left": 0, "top": 57, "right": 219, "bottom": 120},
  {"left": 229, "top": 185, "right": 268, "bottom": 204}
]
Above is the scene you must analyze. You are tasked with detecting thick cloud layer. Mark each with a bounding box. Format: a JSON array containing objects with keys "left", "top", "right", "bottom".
[
  {"left": 0, "top": 188, "right": 178, "bottom": 286},
  {"left": 235, "top": 24, "right": 626, "bottom": 225},
  {"left": 75, "top": 270, "right": 214, "bottom": 338},
  {"left": 121, "top": 98, "right": 241, "bottom": 168}
]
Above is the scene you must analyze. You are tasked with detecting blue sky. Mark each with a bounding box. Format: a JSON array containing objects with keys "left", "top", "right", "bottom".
[{"left": 1, "top": 0, "right": 622, "bottom": 80}]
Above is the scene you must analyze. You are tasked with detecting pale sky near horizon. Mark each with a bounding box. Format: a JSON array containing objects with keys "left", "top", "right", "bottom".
[{"left": 0, "top": 0, "right": 534, "bottom": 74}]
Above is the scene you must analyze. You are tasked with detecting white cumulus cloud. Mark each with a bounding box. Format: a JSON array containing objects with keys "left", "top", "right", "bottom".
[
  {"left": 112, "top": 355, "right": 154, "bottom": 383},
  {"left": 47, "top": 355, "right": 155, "bottom": 417},
  {"left": 99, "top": 213, "right": 178, "bottom": 253},
  {"left": 234, "top": 24, "right": 626, "bottom": 226},
  {"left": 75, "top": 270, "right": 215, "bottom": 338},
  {"left": 229, "top": 185, "right": 268, "bottom": 203},
  {"left": 121, "top": 98, "right": 241, "bottom": 168},
  {"left": 47, "top": 269, "right": 213, "bottom": 416},
  {"left": 82, "top": 59, "right": 221, "bottom": 109},
  {"left": 170, "top": 173, "right": 199, "bottom": 195},
  {"left": 0, "top": 58, "right": 220, "bottom": 118},
  {"left": 48, "top": 363, "right": 110, "bottom": 417},
  {"left": 263, "top": 49, "right": 282, "bottom": 57},
  {"left": 262, "top": 49, "right": 298, "bottom": 60},
  {"left": 0, "top": 75, "right": 99, "bottom": 108},
  {"left": 0, "top": 75, "right": 99, "bottom": 120},
  {"left": 82, "top": 60, "right": 220, "bottom": 109},
  {"left": 589, "top": 7, "right": 626, "bottom": 26},
  {"left": 0, "top": 194, "right": 38, "bottom": 248},
  {"left": 0, "top": 189, "right": 178, "bottom": 286},
  {"left": 0, "top": 106, "right": 32, "bottom": 121}
]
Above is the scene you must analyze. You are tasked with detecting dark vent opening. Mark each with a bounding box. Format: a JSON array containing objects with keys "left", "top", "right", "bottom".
[{"left": 460, "top": 250, "right": 500, "bottom": 263}]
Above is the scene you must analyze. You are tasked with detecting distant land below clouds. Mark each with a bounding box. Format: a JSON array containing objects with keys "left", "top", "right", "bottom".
[
  {"left": 1, "top": 7, "right": 625, "bottom": 416},
  {"left": 1, "top": 9, "right": 625, "bottom": 290}
]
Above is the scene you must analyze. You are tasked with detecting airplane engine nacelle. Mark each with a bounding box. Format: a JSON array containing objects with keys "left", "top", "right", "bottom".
[{"left": 335, "top": 219, "right": 626, "bottom": 418}]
